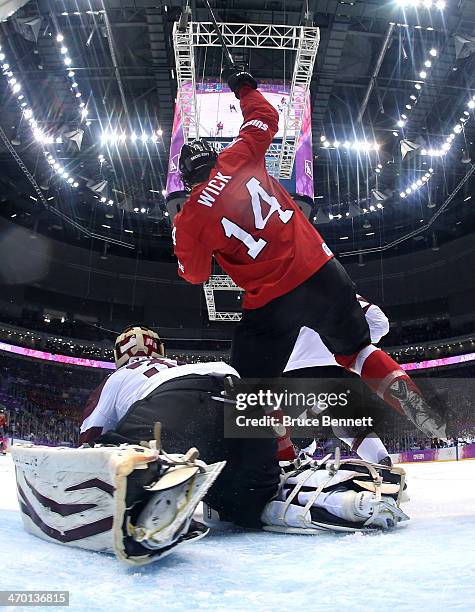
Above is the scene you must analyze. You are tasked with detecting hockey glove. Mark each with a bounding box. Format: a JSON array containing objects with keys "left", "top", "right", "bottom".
[{"left": 222, "top": 68, "right": 258, "bottom": 98}]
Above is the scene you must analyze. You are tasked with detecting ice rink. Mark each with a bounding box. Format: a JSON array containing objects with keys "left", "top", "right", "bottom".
[{"left": 1, "top": 453, "right": 474, "bottom": 612}]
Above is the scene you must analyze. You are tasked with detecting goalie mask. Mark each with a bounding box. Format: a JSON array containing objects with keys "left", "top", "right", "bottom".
[
  {"left": 114, "top": 325, "right": 165, "bottom": 368},
  {"left": 179, "top": 139, "right": 217, "bottom": 192}
]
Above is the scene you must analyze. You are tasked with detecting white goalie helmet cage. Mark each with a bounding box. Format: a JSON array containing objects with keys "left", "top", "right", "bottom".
[{"left": 114, "top": 325, "right": 165, "bottom": 368}]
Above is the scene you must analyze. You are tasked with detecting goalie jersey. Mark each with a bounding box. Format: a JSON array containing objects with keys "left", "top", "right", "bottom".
[{"left": 79, "top": 357, "right": 238, "bottom": 445}]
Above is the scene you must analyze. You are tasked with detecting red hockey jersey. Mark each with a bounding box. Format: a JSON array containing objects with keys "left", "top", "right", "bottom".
[{"left": 173, "top": 86, "right": 333, "bottom": 309}]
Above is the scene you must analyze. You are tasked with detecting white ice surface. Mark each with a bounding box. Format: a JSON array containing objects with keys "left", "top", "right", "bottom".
[{"left": 1, "top": 454, "right": 474, "bottom": 612}]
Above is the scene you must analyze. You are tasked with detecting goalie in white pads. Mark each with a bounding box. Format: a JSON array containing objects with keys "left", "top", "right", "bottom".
[{"left": 79, "top": 325, "right": 408, "bottom": 535}]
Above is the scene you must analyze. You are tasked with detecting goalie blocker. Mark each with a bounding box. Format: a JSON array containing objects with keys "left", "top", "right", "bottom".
[{"left": 11, "top": 443, "right": 225, "bottom": 566}]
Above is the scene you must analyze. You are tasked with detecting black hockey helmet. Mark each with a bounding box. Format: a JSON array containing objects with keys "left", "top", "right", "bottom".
[{"left": 179, "top": 139, "right": 217, "bottom": 191}]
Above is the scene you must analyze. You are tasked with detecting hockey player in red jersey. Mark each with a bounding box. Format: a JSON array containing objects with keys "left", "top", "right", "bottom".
[{"left": 173, "top": 67, "right": 447, "bottom": 440}]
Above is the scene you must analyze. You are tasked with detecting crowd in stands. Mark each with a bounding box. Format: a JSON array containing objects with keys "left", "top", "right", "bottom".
[
  {"left": 0, "top": 354, "right": 104, "bottom": 447},
  {"left": 1, "top": 307, "right": 474, "bottom": 366},
  {"left": 0, "top": 328, "right": 474, "bottom": 451}
]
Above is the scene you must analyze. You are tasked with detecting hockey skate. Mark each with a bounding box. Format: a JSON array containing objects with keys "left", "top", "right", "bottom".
[
  {"left": 262, "top": 454, "right": 409, "bottom": 534},
  {"left": 388, "top": 378, "right": 447, "bottom": 438}
]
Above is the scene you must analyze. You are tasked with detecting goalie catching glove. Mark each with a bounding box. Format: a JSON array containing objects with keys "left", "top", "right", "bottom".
[
  {"left": 11, "top": 443, "right": 225, "bottom": 566},
  {"left": 262, "top": 453, "right": 409, "bottom": 533}
]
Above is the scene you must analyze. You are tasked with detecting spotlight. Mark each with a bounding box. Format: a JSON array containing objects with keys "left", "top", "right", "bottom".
[
  {"left": 453, "top": 124, "right": 463, "bottom": 134},
  {"left": 56, "top": 34, "right": 64, "bottom": 42},
  {"left": 156, "top": 128, "right": 163, "bottom": 136},
  {"left": 424, "top": 60, "right": 432, "bottom": 68},
  {"left": 108, "top": 199, "right": 113, "bottom": 205},
  {"left": 323, "top": 140, "right": 330, "bottom": 148},
  {"left": 64, "top": 57, "right": 72, "bottom": 66},
  {"left": 392, "top": 131, "right": 399, "bottom": 136},
  {"left": 415, "top": 83, "right": 422, "bottom": 90},
  {"left": 68, "top": 70, "right": 75, "bottom": 77},
  {"left": 73, "top": 182, "right": 79, "bottom": 188},
  {"left": 397, "top": 120, "right": 406, "bottom": 127},
  {"left": 333, "top": 140, "right": 340, "bottom": 148},
  {"left": 100, "top": 197, "right": 107, "bottom": 203},
  {"left": 429, "top": 48, "right": 438, "bottom": 57},
  {"left": 400, "top": 192, "right": 406, "bottom": 198},
  {"left": 435, "top": 0, "right": 446, "bottom": 9},
  {"left": 468, "top": 100, "right": 475, "bottom": 109},
  {"left": 419, "top": 70, "right": 427, "bottom": 79},
  {"left": 60, "top": 46, "right": 68, "bottom": 54},
  {"left": 405, "top": 104, "right": 412, "bottom": 110},
  {"left": 320, "top": 135, "right": 327, "bottom": 142},
  {"left": 67, "top": 177, "right": 74, "bottom": 184},
  {"left": 140, "top": 207, "right": 146, "bottom": 213},
  {"left": 410, "top": 95, "right": 417, "bottom": 101}
]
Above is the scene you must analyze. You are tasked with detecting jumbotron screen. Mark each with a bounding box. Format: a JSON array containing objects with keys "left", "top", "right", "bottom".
[{"left": 166, "top": 81, "right": 313, "bottom": 199}]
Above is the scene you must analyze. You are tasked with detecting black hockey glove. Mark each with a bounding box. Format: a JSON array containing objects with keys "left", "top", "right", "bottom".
[{"left": 222, "top": 67, "right": 258, "bottom": 99}]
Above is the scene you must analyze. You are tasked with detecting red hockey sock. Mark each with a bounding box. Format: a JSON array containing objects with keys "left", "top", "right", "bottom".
[
  {"left": 336, "top": 346, "right": 420, "bottom": 416},
  {"left": 277, "top": 434, "right": 296, "bottom": 461},
  {"left": 270, "top": 409, "right": 296, "bottom": 461}
]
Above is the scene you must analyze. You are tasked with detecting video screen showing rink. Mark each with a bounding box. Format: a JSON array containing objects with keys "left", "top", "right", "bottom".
[{"left": 1, "top": 453, "right": 473, "bottom": 612}]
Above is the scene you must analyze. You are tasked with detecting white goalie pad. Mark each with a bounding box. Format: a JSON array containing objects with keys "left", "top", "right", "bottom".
[
  {"left": 262, "top": 455, "right": 409, "bottom": 534},
  {"left": 11, "top": 444, "right": 225, "bottom": 566}
]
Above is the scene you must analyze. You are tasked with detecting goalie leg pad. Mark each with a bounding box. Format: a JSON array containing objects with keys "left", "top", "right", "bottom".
[
  {"left": 261, "top": 456, "right": 409, "bottom": 534},
  {"left": 11, "top": 444, "right": 225, "bottom": 566}
]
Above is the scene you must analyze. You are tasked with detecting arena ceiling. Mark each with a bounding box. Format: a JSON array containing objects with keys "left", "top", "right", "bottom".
[{"left": 0, "top": 0, "right": 474, "bottom": 264}]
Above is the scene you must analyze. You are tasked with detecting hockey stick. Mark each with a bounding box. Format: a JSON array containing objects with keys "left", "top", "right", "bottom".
[{"left": 203, "top": 0, "right": 236, "bottom": 68}]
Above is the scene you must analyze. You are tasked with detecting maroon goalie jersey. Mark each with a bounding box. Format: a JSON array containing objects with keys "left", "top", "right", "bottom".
[{"left": 173, "top": 85, "right": 333, "bottom": 309}]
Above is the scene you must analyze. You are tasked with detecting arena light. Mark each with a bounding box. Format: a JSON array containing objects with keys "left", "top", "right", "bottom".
[
  {"left": 393, "top": 45, "right": 442, "bottom": 134},
  {"left": 396, "top": 0, "right": 446, "bottom": 10},
  {"left": 0, "top": 47, "right": 79, "bottom": 188},
  {"left": 99, "top": 129, "right": 163, "bottom": 146},
  {"left": 319, "top": 138, "right": 380, "bottom": 153},
  {"left": 399, "top": 168, "right": 434, "bottom": 198},
  {"left": 53, "top": 31, "right": 90, "bottom": 125}
]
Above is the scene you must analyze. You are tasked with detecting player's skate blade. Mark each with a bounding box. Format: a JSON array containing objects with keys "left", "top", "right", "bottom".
[{"left": 389, "top": 379, "right": 447, "bottom": 438}]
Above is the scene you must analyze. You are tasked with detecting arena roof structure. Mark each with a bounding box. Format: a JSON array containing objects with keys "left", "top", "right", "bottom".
[{"left": 0, "top": 0, "right": 474, "bottom": 263}]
